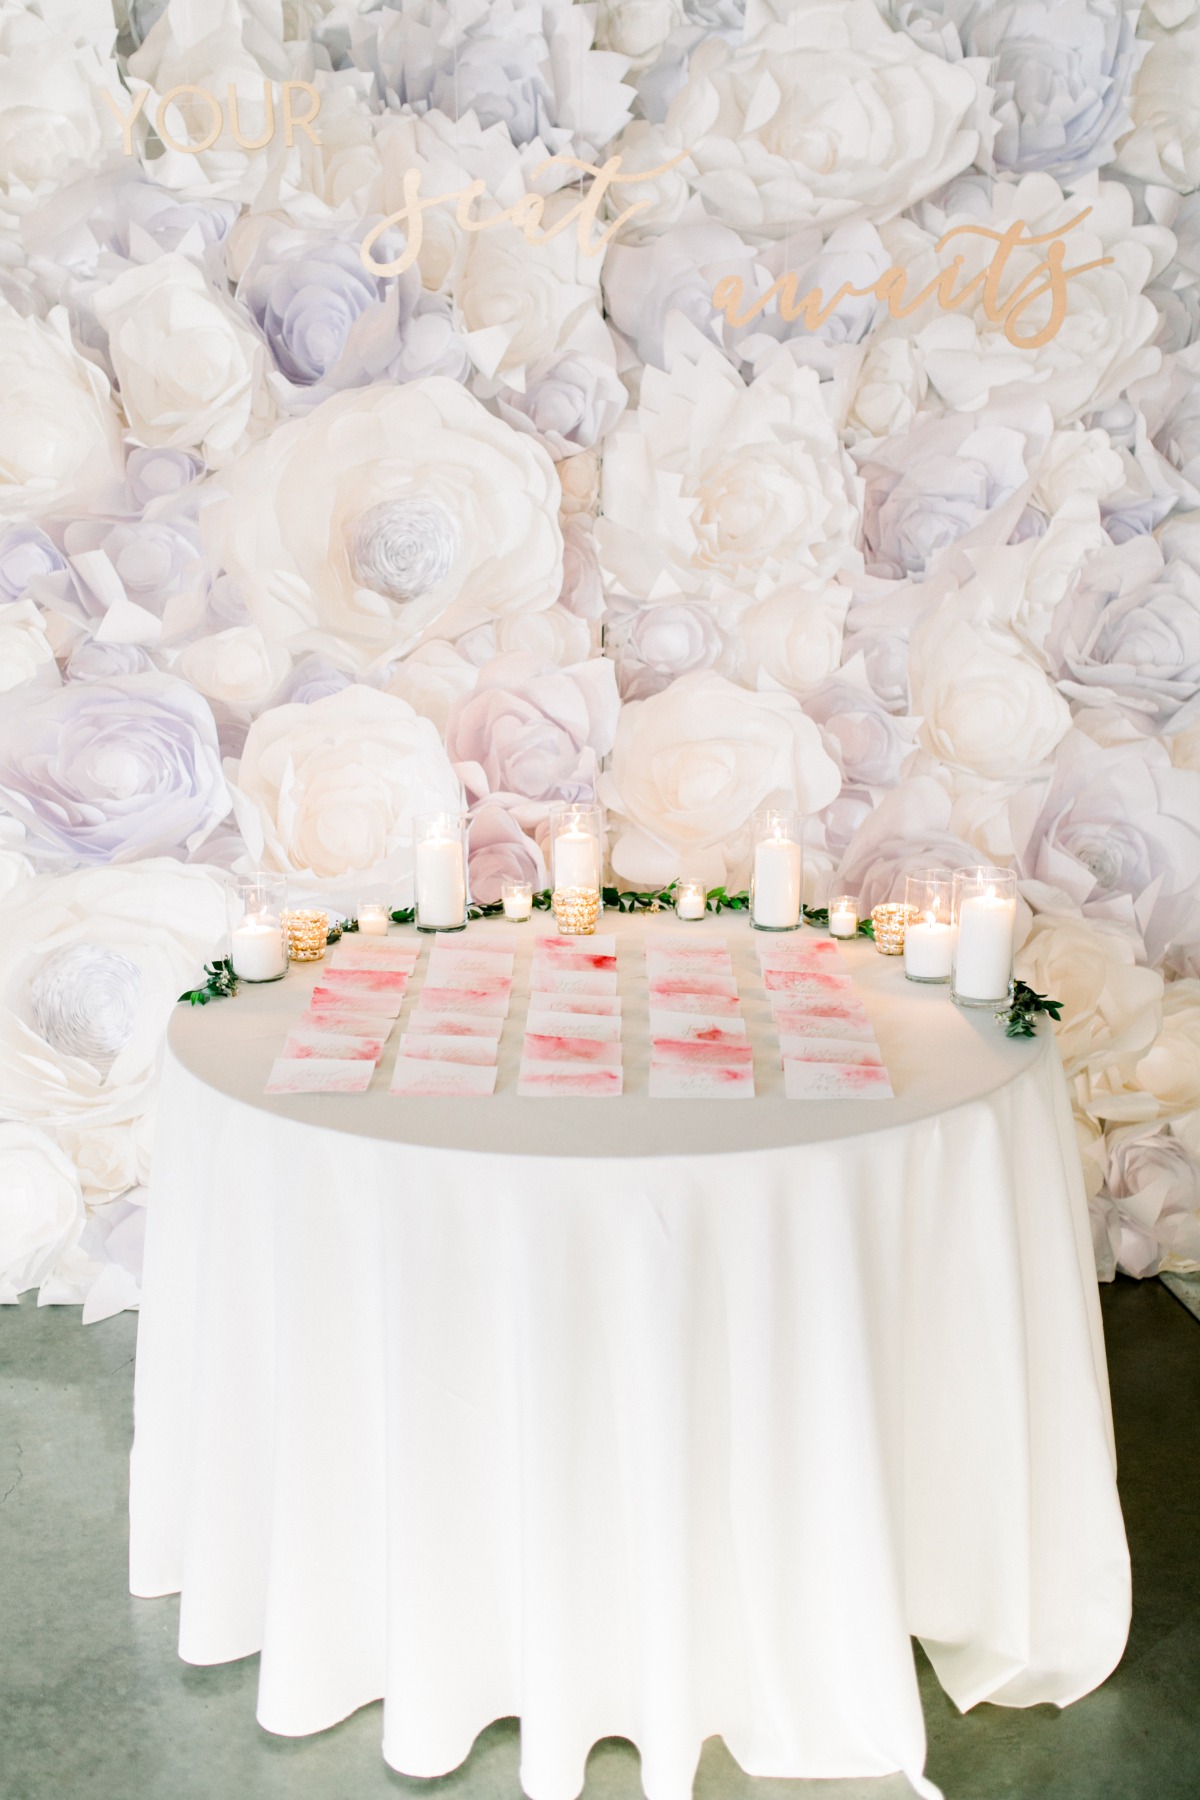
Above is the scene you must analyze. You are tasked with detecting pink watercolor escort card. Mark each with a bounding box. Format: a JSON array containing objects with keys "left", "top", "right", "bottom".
[
  {"left": 396, "top": 1033, "right": 498, "bottom": 1066},
  {"left": 529, "top": 965, "right": 618, "bottom": 995},
  {"left": 282, "top": 1026, "right": 388, "bottom": 1061},
  {"left": 314, "top": 968, "right": 410, "bottom": 995},
  {"left": 523, "top": 1033, "right": 622, "bottom": 1066},
  {"left": 416, "top": 986, "right": 510, "bottom": 1017},
  {"left": 390, "top": 1057, "right": 498, "bottom": 1097},
  {"left": 762, "top": 968, "right": 855, "bottom": 997},
  {"left": 649, "top": 1063, "right": 755, "bottom": 1099},
  {"left": 267, "top": 1057, "right": 376, "bottom": 1095},
  {"left": 328, "top": 942, "right": 419, "bottom": 971},
  {"left": 783, "top": 1059, "right": 893, "bottom": 1100},
  {"left": 779, "top": 1035, "right": 885, "bottom": 1067},
  {"left": 528, "top": 991, "right": 621, "bottom": 1016},
  {"left": 310, "top": 985, "right": 404, "bottom": 1016},
  {"left": 517, "top": 1064, "right": 623, "bottom": 1097},
  {"left": 535, "top": 933, "right": 617, "bottom": 957},
  {"left": 525, "top": 1010, "right": 621, "bottom": 1041},
  {"left": 770, "top": 1007, "right": 875, "bottom": 1042},
  {"left": 651, "top": 1038, "right": 754, "bottom": 1067},
  {"left": 404, "top": 1012, "right": 503, "bottom": 1038},
  {"left": 649, "top": 1009, "right": 746, "bottom": 1038}
]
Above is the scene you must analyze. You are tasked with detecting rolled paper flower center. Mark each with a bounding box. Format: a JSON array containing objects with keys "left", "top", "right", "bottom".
[
  {"left": 30, "top": 943, "right": 142, "bottom": 1070},
  {"left": 350, "top": 497, "right": 459, "bottom": 602}
]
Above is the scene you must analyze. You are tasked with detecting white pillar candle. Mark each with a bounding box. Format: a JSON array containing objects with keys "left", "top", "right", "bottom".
[
  {"left": 554, "top": 828, "right": 599, "bottom": 890},
  {"left": 904, "top": 912, "right": 952, "bottom": 979},
  {"left": 954, "top": 891, "right": 1015, "bottom": 1000},
  {"left": 230, "top": 913, "right": 286, "bottom": 981},
  {"left": 829, "top": 903, "right": 857, "bottom": 939},
  {"left": 358, "top": 904, "right": 389, "bottom": 936},
  {"left": 415, "top": 835, "right": 466, "bottom": 929},
  {"left": 502, "top": 884, "right": 533, "bottom": 921},
  {"left": 753, "top": 836, "right": 802, "bottom": 930}
]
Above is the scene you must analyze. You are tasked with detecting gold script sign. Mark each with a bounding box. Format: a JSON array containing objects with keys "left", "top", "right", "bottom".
[{"left": 104, "top": 84, "right": 1099, "bottom": 348}]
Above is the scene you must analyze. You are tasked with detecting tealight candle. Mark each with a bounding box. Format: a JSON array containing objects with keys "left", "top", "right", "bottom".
[
  {"left": 675, "top": 880, "right": 707, "bottom": 921},
  {"left": 358, "top": 903, "right": 390, "bottom": 936},
  {"left": 828, "top": 895, "right": 858, "bottom": 938},
  {"left": 502, "top": 879, "right": 533, "bottom": 921}
]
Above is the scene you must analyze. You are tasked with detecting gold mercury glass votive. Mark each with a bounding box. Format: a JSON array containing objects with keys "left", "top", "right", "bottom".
[
  {"left": 281, "top": 908, "right": 329, "bottom": 961},
  {"left": 552, "top": 886, "right": 601, "bottom": 936},
  {"left": 871, "top": 901, "right": 917, "bottom": 955}
]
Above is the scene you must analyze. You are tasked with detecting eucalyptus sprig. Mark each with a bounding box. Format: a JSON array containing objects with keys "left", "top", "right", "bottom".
[
  {"left": 178, "top": 958, "right": 239, "bottom": 1006},
  {"left": 998, "top": 979, "right": 1063, "bottom": 1039}
]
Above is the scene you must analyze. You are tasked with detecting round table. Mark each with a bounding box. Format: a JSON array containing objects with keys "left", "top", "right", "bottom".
[{"left": 130, "top": 912, "right": 1130, "bottom": 1800}]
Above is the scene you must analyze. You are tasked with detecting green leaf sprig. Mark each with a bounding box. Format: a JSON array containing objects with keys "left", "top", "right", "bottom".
[
  {"left": 178, "top": 958, "right": 239, "bottom": 1006},
  {"left": 998, "top": 980, "right": 1063, "bottom": 1039}
]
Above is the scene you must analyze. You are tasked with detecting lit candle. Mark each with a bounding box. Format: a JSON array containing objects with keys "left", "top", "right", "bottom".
[
  {"left": 230, "top": 911, "right": 286, "bottom": 982},
  {"left": 675, "top": 880, "right": 707, "bottom": 921},
  {"left": 753, "top": 829, "right": 802, "bottom": 930},
  {"left": 415, "top": 834, "right": 466, "bottom": 930},
  {"left": 829, "top": 897, "right": 858, "bottom": 938},
  {"left": 358, "top": 903, "right": 389, "bottom": 936},
  {"left": 554, "top": 827, "right": 600, "bottom": 890},
  {"left": 502, "top": 880, "right": 533, "bottom": 921},
  {"left": 954, "top": 887, "right": 1015, "bottom": 1001},
  {"left": 904, "top": 909, "right": 952, "bottom": 980}
]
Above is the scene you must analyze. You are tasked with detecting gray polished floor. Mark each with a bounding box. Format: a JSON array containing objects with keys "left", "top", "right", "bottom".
[{"left": 2, "top": 1278, "right": 1197, "bottom": 1800}]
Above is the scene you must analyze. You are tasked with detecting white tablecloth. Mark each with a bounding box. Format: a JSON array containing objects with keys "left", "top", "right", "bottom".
[{"left": 130, "top": 915, "right": 1130, "bottom": 1800}]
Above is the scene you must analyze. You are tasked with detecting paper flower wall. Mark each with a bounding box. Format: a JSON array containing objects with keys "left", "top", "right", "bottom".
[{"left": 1, "top": 0, "right": 1198, "bottom": 1310}]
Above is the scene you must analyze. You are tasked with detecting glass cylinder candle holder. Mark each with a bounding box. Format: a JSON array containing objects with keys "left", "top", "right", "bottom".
[
  {"left": 903, "top": 870, "right": 953, "bottom": 983},
  {"left": 871, "top": 902, "right": 916, "bottom": 955},
  {"left": 413, "top": 811, "right": 468, "bottom": 933},
  {"left": 828, "top": 894, "right": 858, "bottom": 938},
  {"left": 550, "top": 803, "right": 602, "bottom": 935},
  {"left": 675, "top": 879, "right": 707, "bottom": 921},
  {"left": 952, "top": 867, "right": 1016, "bottom": 1007},
  {"left": 502, "top": 879, "right": 533, "bottom": 921},
  {"left": 227, "top": 874, "right": 288, "bottom": 982},
  {"left": 281, "top": 908, "right": 329, "bottom": 962},
  {"left": 356, "top": 887, "right": 391, "bottom": 936},
  {"left": 750, "top": 809, "right": 803, "bottom": 931}
]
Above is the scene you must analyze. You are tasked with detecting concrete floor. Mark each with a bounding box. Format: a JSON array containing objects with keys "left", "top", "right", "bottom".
[{"left": 2, "top": 1278, "right": 1197, "bottom": 1800}]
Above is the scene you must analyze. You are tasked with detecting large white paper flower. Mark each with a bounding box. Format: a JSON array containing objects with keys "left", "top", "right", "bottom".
[
  {"left": 599, "top": 669, "right": 841, "bottom": 887},
  {"left": 0, "top": 302, "right": 124, "bottom": 522},
  {"left": 0, "top": 600, "right": 58, "bottom": 695},
  {"left": 598, "top": 337, "right": 861, "bottom": 609},
  {"left": 0, "top": 0, "right": 126, "bottom": 231},
  {"left": 206, "top": 379, "right": 563, "bottom": 668},
  {"left": 177, "top": 626, "right": 291, "bottom": 713},
  {"left": 0, "top": 859, "right": 226, "bottom": 1137},
  {"left": 617, "top": 0, "right": 985, "bottom": 239},
  {"left": 0, "top": 1122, "right": 85, "bottom": 1305},
  {"left": 229, "top": 683, "right": 462, "bottom": 888},
  {"left": 93, "top": 255, "right": 275, "bottom": 468},
  {"left": 1135, "top": 980, "right": 1200, "bottom": 1119},
  {"left": 1118, "top": 21, "right": 1200, "bottom": 193},
  {"left": 909, "top": 598, "right": 1072, "bottom": 780}
]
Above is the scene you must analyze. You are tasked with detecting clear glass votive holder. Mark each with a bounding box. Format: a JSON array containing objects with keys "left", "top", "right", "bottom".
[
  {"left": 871, "top": 902, "right": 916, "bottom": 955},
  {"left": 951, "top": 867, "right": 1016, "bottom": 1007},
  {"left": 280, "top": 908, "right": 329, "bottom": 962},
  {"left": 675, "top": 879, "right": 707, "bottom": 921},
  {"left": 750, "top": 809, "right": 803, "bottom": 932},
  {"left": 903, "top": 870, "right": 953, "bottom": 983},
  {"left": 227, "top": 873, "right": 288, "bottom": 982},
  {"left": 828, "top": 894, "right": 858, "bottom": 938},
  {"left": 502, "top": 879, "right": 534, "bottom": 921},
  {"left": 550, "top": 803, "right": 602, "bottom": 935},
  {"left": 414, "top": 811, "right": 468, "bottom": 933},
  {"left": 357, "top": 887, "right": 391, "bottom": 936}
]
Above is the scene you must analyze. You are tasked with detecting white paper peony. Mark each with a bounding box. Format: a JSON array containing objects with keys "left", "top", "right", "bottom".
[
  {"left": 0, "top": 0, "right": 126, "bottom": 231},
  {"left": 598, "top": 336, "right": 861, "bottom": 610},
  {"left": 93, "top": 254, "right": 275, "bottom": 468},
  {"left": 616, "top": 0, "right": 985, "bottom": 239},
  {"left": 600, "top": 669, "right": 841, "bottom": 887},
  {"left": 909, "top": 598, "right": 1072, "bottom": 780},
  {"left": 206, "top": 378, "right": 563, "bottom": 669},
  {"left": 0, "top": 1122, "right": 85, "bottom": 1305},
  {"left": 229, "top": 683, "right": 463, "bottom": 889},
  {"left": 1118, "top": 22, "right": 1200, "bottom": 193},
  {"left": 0, "top": 301, "right": 124, "bottom": 522}
]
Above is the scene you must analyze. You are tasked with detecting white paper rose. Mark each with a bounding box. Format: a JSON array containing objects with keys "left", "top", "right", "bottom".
[
  {"left": 1118, "top": 22, "right": 1200, "bottom": 192},
  {"left": 611, "top": 600, "right": 725, "bottom": 700},
  {"left": 736, "top": 587, "right": 848, "bottom": 694},
  {"left": 620, "top": 0, "right": 984, "bottom": 238},
  {"left": 1105, "top": 1123, "right": 1200, "bottom": 1276},
  {"left": 382, "top": 640, "right": 479, "bottom": 735},
  {"left": 447, "top": 652, "right": 619, "bottom": 806},
  {"left": 0, "top": 859, "right": 226, "bottom": 1137},
  {"left": 0, "top": 599, "right": 58, "bottom": 695},
  {"left": 909, "top": 599, "right": 1072, "bottom": 780},
  {"left": 229, "top": 683, "right": 462, "bottom": 889},
  {"left": 206, "top": 378, "right": 563, "bottom": 669},
  {"left": 0, "top": 301, "right": 123, "bottom": 522},
  {"left": 834, "top": 773, "right": 984, "bottom": 913},
  {"left": 600, "top": 670, "right": 841, "bottom": 888},
  {"left": 0, "top": 2, "right": 126, "bottom": 230},
  {"left": 497, "top": 353, "right": 627, "bottom": 458},
  {"left": 93, "top": 255, "right": 274, "bottom": 468},
  {"left": 0, "top": 1122, "right": 85, "bottom": 1305},
  {"left": 599, "top": 337, "right": 861, "bottom": 609},
  {"left": 1014, "top": 914, "right": 1163, "bottom": 1114},
  {"left": 1134, "top": 980, "right": 1200, "bottom": 1120},
  {"left": 177, "top": 626, "right": 291, "bottom": 713}
]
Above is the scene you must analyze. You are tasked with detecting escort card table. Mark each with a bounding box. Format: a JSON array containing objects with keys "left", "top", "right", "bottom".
[{"left": 129, "top": 914, "right": 1130, "bottom": 1800}]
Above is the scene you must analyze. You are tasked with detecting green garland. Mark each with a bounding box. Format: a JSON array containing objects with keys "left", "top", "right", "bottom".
[
  {"left": 178, "top": 958, "right": 239, "bottom": 1005},
  {"left": 998, "top": 980, "right": 1063, "bottom": 1039}
]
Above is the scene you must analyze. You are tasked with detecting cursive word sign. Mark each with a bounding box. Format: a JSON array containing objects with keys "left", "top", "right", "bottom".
[
  {"left": 104, "top": 81, "right": 322, "bottom": 156},
  {"left": 358, "top": 152, "right": 688, "bottom": 275},
  {"left": 711, "top": 211, "right": 1113, "bottom": 350}
]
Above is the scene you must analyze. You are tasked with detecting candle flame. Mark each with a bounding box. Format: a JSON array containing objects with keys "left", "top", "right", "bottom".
[{"left": 924, "top": 909, "right": 936, "bottom": 928}]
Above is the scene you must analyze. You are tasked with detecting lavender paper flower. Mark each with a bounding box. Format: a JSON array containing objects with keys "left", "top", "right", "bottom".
[{"left": 0, "top": 676, "right": 230, "bottom": 865}]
